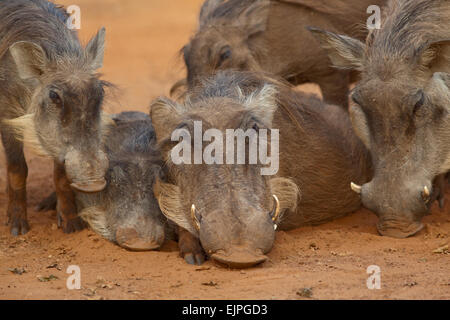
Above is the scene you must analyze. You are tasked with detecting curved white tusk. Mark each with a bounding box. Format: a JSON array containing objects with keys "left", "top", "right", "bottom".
[
  {"left": 191, "top": 204, "right": 201, "bottom": 231},
  {"left": 423, "top": 186, "right": 430, "bottom": 198},
  {"left": 271, "top": 194, "right": 281, "bottom": 223},
  {"left": 350, "top": 182, "right": 362, "bottom": 194}
]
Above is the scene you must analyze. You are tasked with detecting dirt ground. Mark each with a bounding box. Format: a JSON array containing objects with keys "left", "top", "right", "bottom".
[{"left": 0, "top": 0, "right": 449, "bottom": 300}]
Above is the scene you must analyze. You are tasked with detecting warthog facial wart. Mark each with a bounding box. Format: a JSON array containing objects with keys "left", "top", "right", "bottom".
[{"left": 170, "top": 120, "right": 279, "bottom": 175}]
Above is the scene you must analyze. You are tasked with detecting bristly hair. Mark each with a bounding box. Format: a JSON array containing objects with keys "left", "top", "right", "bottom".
[
  {"left": 0, "top": 0, "right": 81, "bottom": 62},
  {"left": 368, "top": 0, "right": 450, "bottom": 61},
  {"left": 2, "top": 114, "right": 50, "bottom": 157},
  {"left": 200, "top": 0, "right": 256, "bottom": 26},
  {"left": 3, "top": 111, "right": 115, "bottom": 158},
  {"left": 79, "top": 206, "right": 113, "bottom": 240},
  {"left": 199, "top": 0, "right": 270, "bottom": 29}
]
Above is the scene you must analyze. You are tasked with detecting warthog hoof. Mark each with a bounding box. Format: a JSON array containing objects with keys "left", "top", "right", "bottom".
[
  {"left": 59, "top": 214, "right": 87, "bottom": 234},
  {"left": 8, "top": 216, "right": 30, "bottom": 236},
  {"left": 178, "top": 230, "right": 205, "bottom": 265}
]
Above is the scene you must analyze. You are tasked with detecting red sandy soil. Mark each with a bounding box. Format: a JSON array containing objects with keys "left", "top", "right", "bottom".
[{"left": 0, "top": 0, "right": 448, "bottom": 300}]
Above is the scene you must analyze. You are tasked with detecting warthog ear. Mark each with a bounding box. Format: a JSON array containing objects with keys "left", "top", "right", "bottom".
[
  {"left": 427, "top": 72, "right": 450, "bottom": 172},
  {"left": 269, "top": 177, "right": 301, "bottom": 218},
  {"left": 307, "top": 27, "right": 364, "bottom": 70},
  {"left": 240, "top": 84, "right": 278, "bottom": 127},
  {"left": 86, "top": 27, "right": 106, "bottom": 70},
  {"left": 153, "top": 178, "right": 199, "bottom": 236},
  {"left": 9, "top": 41, "right": 47, "bottom": 80},
  {"left": 150, "top": 97, "right": 184, "bottom": 143},
  {"left": 199, "top": 0, "right": 226, "bottom": 28},
  {"left": 239, "top": 0, "right": 270, "bottom": 37}
]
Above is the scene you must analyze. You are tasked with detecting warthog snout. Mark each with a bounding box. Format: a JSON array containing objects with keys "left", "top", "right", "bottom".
[
  {"left": 64, "top": 148, "right": 109, "bottom": 193},
  {"left": 115, "top": 227, "right": 164, "bottom": 251},
  {"left": 211, "top": 247, "right": 268, "bottom": 269},
  {"left": 351, "top": 179, "right": 429, "bottom": 238}
]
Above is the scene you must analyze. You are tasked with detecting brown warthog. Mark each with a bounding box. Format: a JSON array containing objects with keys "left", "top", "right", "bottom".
[
  {"left": 37, "top": 112, "right": 175, "bottom": 251},
  {"left": 77, "top": 112, "right": 173, "bottom": 251},
  {"left": 151, "top": 71, "right": 372, "bottom": 268},
  {"left": 175, "top": 0, "right": 386, "bottom": 108},
  {"left": 0, "top": 0, "right": 109, "bottom": 235},
  {"left": 308, "top": 0, "right": 450, "bottom": 238}
]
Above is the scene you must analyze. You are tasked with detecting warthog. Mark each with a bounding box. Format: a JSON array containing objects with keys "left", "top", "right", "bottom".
[
  {"left": 76, "top": 112, "right": 173, "bottom": 251},
  {"left": 37, "top": 112, "right": 174, "bottom": 251},
  {"left": 175, "top": 0, "right": 386, "bottom": 108},
  {"left": 309, "top": 0, "right": 450, "bottom": 238},
  {"left": 0, "top": 0, "right": 110, "bottom": 235},
  {"left": 151, "top": 71, "right": 372, "bottom": 268}
]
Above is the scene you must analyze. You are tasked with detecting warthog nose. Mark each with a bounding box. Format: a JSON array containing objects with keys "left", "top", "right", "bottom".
[
  {"left": 211, "top": 248, "right": 268, "bottom": 269},
  {"left": 115, "top": 227, "right": 162, "bottom": 251},
  {"left": 70, "top": 178, "right": 107, "bottom": 193},
  {"left": 376, "top": 220, "right": 424, "bottom": 239}
]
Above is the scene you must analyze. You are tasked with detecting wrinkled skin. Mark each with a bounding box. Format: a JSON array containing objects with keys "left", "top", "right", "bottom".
[
  {"left": 152, "top": 71, "right": 371, "bottom": 268},
  {"left": 0, "top": 0, "right": 109, "bottom": 235},
  {"left": 177, "top": 0, "right": 386, "bottom": 108},
  {"left": 309, "top": 0, "right": 450, "bottom": 238}
]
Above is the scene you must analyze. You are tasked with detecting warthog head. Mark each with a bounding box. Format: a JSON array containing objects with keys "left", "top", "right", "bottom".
[
  {"left": 7, "top": 28, "right": 110, "bottom": 193},
  {"left": 79, "top": 157, "right": 168, "bottom": 251},
  {"left": 309, "top": 0, "right": 450, "bottom": 238},
  {"left": 151, "top": 83, "right": 299, "bottom": 268},
  {"left": 179, "top": 0, "right": 269, "bottom": 92},
  {"left": 78, "top": 113, "right": 169, "bottom": 251}
]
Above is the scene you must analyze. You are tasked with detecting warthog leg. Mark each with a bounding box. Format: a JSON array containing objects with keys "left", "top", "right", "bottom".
[
  {"left": 431, "top": 173, "right": 448, "bottom": 210},
  {"left": 1, "top": 128, "right": 29, "bottom": 235},
  {"left": 53, "top": 161, "right": 86, "bottom": 233},
  {"left": 177, "top": 226, "right": 205, "bottom": 265}
]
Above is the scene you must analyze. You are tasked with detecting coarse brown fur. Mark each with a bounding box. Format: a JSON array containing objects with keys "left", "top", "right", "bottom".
[
  {"left": 309, "top": 0, "right": 450, "bottom": 238},
  {"left": 176, "top": 0, "right": 387, "bottom": 109},
  {"left": 152, "top": 70, "right": 372, "bottom": 267},
  {"left": 0, "top": 0, "right": 109, "bottom": 235}
]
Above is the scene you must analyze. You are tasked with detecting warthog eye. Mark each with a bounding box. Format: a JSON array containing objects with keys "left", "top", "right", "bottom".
[
  {"left": 218, "top": 46, "right": 232, "bottom": 67},
  {"left": 413, "top": 90, "right": 425, "bottom": 114},
  {"left": 351, "top": 92, "right": 362, "bottom": 106},
  {"left": 49, "top": 90, "right": 62, "bottom": 106}
]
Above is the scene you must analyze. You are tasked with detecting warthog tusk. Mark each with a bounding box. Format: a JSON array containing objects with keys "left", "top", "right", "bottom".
[
  {"left": 191, "top": 204, "right": 201, "bottom": 231},
  {"left": 422, "top": 186, "right": 431, "bottom": 203},
  {"left": 271, "top": 195, "right": 281, "bottom": 224},
  {"left": 350, "top": 182, "right": 362, "bottom": 194}
]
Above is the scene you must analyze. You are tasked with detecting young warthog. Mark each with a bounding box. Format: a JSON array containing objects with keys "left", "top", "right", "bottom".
[
  {"left": 38, "top": 112, "right": 172, "bottom": 250},
  {"left": 77, "top": 112, "right": 172, "bottom": 250},
  {"left": 0, "top": 0, "right": 109, "bottom": 235},
  {"left": 151, "top": 71, "right": 372, "bottom": 268},
  {"left": 309, "top": 0, "right": 450, "bottom": 238},
  {"left": 175, "top": 0, "right": 386, "bottom": 108}
]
